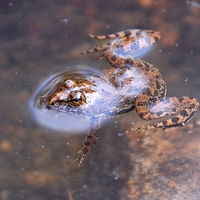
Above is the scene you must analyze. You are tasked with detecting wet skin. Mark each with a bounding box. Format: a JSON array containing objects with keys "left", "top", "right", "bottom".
[{"left": 46, "top": 29, "right": 199, "bottom": 167}]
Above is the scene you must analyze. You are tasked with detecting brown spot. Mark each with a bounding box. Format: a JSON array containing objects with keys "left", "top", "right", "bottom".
[
  {"left": 93, "top": 48, "right": 99, "bottom": 52},
  {"left": 110, "top": 55, "right": 117, "bottom": 61},
  {"left": 115, "top": 33, "right": 120, "bottom": 37},
  {"left": 124, "top": 30, "right": 132, "bottom": 37},
  {"left": 154, "top": 36, "right": 160, "bottom": 42},
  {"left": 84, "top": 142, "right": 90, "bottom": 146},
  {"left": 178, "top": 97, "right": 184, "bottom": 103},
  {"left": 155, "top": 80, "right": 162, "bottom": 89},
  {"left": 87, "top": 135, "right": 93, "bottom": 139},
  {"left": 138, "top": 112, "right": 146, "bottom": 119},
  {"left": 136, "top": 30, "right": 142, "bottom": 37},
  {"left": 137, "top": 101, "right": 147, "bottom": 106},
  {"left": 145, "top": 88, "right": 152, "bottom": 96},
  {"left": 189, "top": 103, "right": 196, "bottom": 109},
  {"left": 153, "top": 89, "right": 159, "bottom": 96},
  {"left": 156, "top": 111, "right": 163, "bottom": 117},
  {"left": 171, "top": 117, "right": 180, "bottom": 123},
  {"left": 124, "top": 58, "right": 133, "bottom": 67},
  {"left": 171, "top": 107, "right": 177, "bottom": 112},
  {"left": 180, "top": 110, "right": 188, "bottom": 117},
  {"left": 162, "top": 120, "right": 168, "bottom": 127}
]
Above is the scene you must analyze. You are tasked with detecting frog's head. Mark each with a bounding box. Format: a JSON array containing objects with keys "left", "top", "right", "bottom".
[{"left": 46, "top": 79, "right": 95, "bottom": 110}]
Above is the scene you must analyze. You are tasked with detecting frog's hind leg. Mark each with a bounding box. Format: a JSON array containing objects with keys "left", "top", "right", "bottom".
[
  {"left": 89, "top": 29, "right": 161, "bottom": 41},
  {"left": 71, "top": 117, "right": 101, "bottom": 168},
  {"left": 126, "top": 96, "right": 199, "bottom": 133},
  {"left": 89, "top": 32, "right": 121, "bottom": 40},
  {"left": 89, "top": 30, "right": 143, "bottom": 40},
  {"left": 80, "top": 43, "right": 110, "bottom": 54}
]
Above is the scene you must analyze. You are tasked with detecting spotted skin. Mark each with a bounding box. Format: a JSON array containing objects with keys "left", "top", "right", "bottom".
[
  {"left": 81, "top": 29, "right": 161, "bottom": 60},
  {"left": 72, "top": 118, "right": 101, "bottom": 167},
  {"left": 89, "top": 29, "right": 160, "bottom": 40},
  {"left": 46, "top": 29, "right": 199, "bottom": 167}
]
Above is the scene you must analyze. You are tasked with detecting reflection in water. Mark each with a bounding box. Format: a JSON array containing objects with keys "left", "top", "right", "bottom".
[
  {"left": 110, "top": 32, "right": 154, "bottom": 58},
  {"left": 29, "top": 65, "right": 101, "bottom": 134}
]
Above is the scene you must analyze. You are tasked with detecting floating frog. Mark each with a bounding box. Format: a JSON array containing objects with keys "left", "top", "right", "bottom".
[{"left": 45, "top": 29, "right": 199, "bottom": 167}]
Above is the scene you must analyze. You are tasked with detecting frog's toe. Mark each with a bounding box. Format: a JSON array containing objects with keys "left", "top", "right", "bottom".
[
  {"left": 71, "top": 147, "right": 89, "bottom": 168},
  {"left": 125, "top": 126, "right": 145, "bottom": 134}
]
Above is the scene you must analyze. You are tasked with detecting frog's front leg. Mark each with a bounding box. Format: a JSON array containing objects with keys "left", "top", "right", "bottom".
[
  {"left": 71, "top": 117, "right": 101, "bottom": 168},
  {"left": 127, "top": 96, "right": 199, "bottom": 133}
]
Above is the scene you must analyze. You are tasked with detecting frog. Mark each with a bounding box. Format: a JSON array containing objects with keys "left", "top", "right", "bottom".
[{"left": 45, "top": 29, "right": 199, "bottom": 168}]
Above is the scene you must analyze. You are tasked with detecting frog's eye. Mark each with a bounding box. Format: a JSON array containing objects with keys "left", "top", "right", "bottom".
[
  {"left": 68, "top": 91, "right": 86, "bottom": 107},
  {"left": 71, "top": 91, "right": 82, "bottom": 102},
  {"left": 64, "top": 79, "right": 74, "bottom": 89}
]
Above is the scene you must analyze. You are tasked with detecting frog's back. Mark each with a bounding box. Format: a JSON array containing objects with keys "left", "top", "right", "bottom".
[{"left": 95, "top": 58, "right": 166, "bottom": 117}]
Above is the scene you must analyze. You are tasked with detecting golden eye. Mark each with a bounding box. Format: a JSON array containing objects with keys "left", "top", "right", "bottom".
[
  {"left": 71, "top": 91, "right": 82, "bottom": 102},
  {"left": 68, "top": 91, "right": 86, "bottom": 107}
]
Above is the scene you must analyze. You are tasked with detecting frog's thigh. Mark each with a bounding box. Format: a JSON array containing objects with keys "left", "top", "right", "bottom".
[
  {"left": 81, "top": 44, "right": 110, "bottom": 55},
  {"left": 135, "top": 96, "right": 199, "bottom": 130},
  {"left": 89, "top": 30, "right": 134, "bottom": 40}
]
